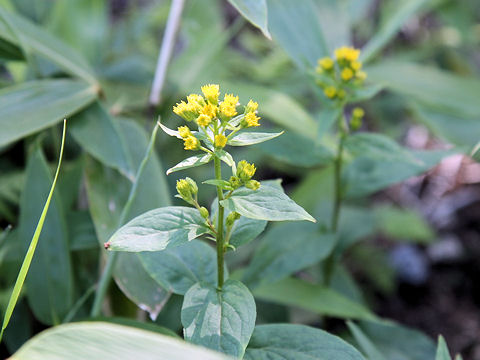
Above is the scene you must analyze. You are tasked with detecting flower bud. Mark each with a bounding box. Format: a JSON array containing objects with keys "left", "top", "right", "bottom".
[
  {"left": 245, "top": 179, "right": 260, "bottom": 191},
  {"left": 229, "top": 176, "right": 241, "bottom": 189},
  {"left": 226, "top": 212, "right": 241, "bottom": 227},
  {"left": 176, "top": 177, "right": 198, "bottom": 203},
  {"left": 236, "top": 160, "right": 256, "bottom": 181},
  {"left": 199, "top": 206, "right": 209, "bottom": 219}
]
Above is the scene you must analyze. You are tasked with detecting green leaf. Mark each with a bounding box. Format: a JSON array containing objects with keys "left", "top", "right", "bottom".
[
  {"left": 360, "top": 0, "right": 430, "bottom": 62},
  {"left": 166, "top": 154, "right": 213, "bottom": 175},
  {"left": 374, "top": 205, "right": 434, "bottom": 243},
  {"left": 18, "top": 145, "right": 72, "bottom": 326},
  {"left": 0, "top": 8, "right": 97, "bottom": 84},
  {"left": 356, "top": 319, "right": 436, "bottom": 360},
  {"left": 366, "top": 61, "right": 480, "bottom": 119},
  {"left": 267, "top": 0, "right": 328, "bottom": 69},
  {"left": 435, "top": 336, "right": 452, "bottom": 360},
  {"left": 70, "top": 103, "right": 135, "bottom": 180},
  {"left": 253, "top": 277, "right": 375, "bottom": 320},
  {"left": 106, "top": 206, "right": 210, "bottom": 252},
  {"left": 220, "top": 182, "right": 316, "bottom": 222},
  {"left": 1, "top": 123, "right": 66, "bottom": 340},
  {"left": 182, "top": 280, "right": 256, "bottom": 358},
  {"left": 228, "top": 131, "right": 283, "bottom": 146},
  {"left": 245, "top": 324, "right": 366, "bottom": 360},
  {"left": 215, "top": 149, "right": 235, "bottom": 169},
  {"left": 347, "top": 321, "right": 386, "bottom": 360},
  {"left": 242, "top": 223, "right": 335, "bottom": 288},
  {"left": 229, "top": 215, "right": 266, "bottom": 249},
  {"left": 228, "top": 0, "right": 271, "bottom": 39},
  {"left": 203, "top": 179, "right": 234, "bottom": 191},
  {"left": 0, "top": 79, "right": 97, "bottom": 147},
  {"left": 11, "top": 322, "right": 230, "bottom": 360},
  {"left": 140, "top": 241, "right": 219, "bottom": 295}
]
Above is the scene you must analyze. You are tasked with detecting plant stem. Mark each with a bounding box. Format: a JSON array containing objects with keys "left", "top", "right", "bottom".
[{"left": 214, "top": 156, "right": 225, "bottom": 289}]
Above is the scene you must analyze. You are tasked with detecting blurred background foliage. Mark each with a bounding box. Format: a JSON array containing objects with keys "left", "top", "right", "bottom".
[{"left": 0, "top": 0, "right": 479, "bottom": 358}]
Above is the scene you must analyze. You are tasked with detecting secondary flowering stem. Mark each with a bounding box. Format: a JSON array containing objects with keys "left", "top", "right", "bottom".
[{"left": 214, "top": 156, "right": 225, "bottom": 289}]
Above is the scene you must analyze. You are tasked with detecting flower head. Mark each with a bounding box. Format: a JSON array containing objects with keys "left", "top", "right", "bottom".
[
  {"left": 196, "top": 114, "right": 212, "bottom": 127},
  {"left": 215, "top": 134, "right": 227, "bottom": 148},
  {"left": 245, "top": 100, "right": 258, "bottom": 113},
  {"left": 173, "top": 101, "right": 197, "bottom": 121},
  {"left": 178, "top": 126, "right": 192, "bottom": 138},
  {"left": 176, "top": 177, "right": 198, "bottom": 203},
  {"left": 183, "top": 135, "right": 200, "bottom": 150},
  {"left": 201, "top": 103, "right": 218, "bottom": 119},
  {"left": 244, "top": 112, "right": 260, "bottom": 127},
  {"left": 341, "top": 68, "right": 354, "bottom": 81},
  {"left": 335, "top": 46, "right": 360, "bottom": 62},
  {"left": 201, "top": 84, "right": 220, "bottom": 104},
  {"left": 318, "top": 57, "right": 334, "bottom": 71},
  {"left": 324, "top": 86, "right": 337, "bottom": 99},
  {"left": 237, "top": 160, "right": 256, "bottom": 181}
]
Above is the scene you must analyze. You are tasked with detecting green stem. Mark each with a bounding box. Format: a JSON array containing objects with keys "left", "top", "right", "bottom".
[{"left": 214, "top": 156, "right": 225, "bottom": 289}]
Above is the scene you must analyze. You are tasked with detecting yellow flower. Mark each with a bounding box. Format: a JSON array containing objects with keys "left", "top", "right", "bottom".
[
  {"left": 183, "top": 135, "right": 199, "bottom": 150},
  {"left": 245, "top": 179, "right": 260, "bottom": 191},
  {"left": 219, "top": 102, "right": 237, "bottom": 118},
  {"left": 341, "top": 68, "right": 354, "bottom": 81},
  {"left": 214, "top": 134, "right": 227, "bottom": 148},
  {"left": 187, "top": 94, "right": 206, "bottom": 107},
  {"left": 244, "top": 112, "right": 260, "bottom": 127},
  {"left": 237, "top": 160, "right": 256, "bottom": 181},
  {"left": 318, "top": 57, "right": 334, "bottom": 70},
  {"left": 351, "top": 61, "right": 362, "bottom": 71},
  {"left": 223, "top": 93, "right": 238, "bottom": 107},
  {"left": 334, "top": 46, "right": 360, "bottom": 62},
  {"left": 196, "top": 114, "right": 212, "bottom": 127},
  {"left": 201, "top": 84, "right": 220, "bottom": 104},
  {"left": 356, "top": 71, "right": 367, "bottom": 81},
  {"left": 173, "top": 101, "right": 196, "bottom": 121},
  {"left": 202, "top": 103, "right": 218, "bottom": 119},
  {"left": 324, "top": 86, "right": 337, "bottom": 99},
  {"left": 178, "top": 126, "right": 191, "bottom": 138},
  {"left": 353, "top": 107, "right": 364, "bottom": 118},
  {"left": 245, "top": 100, "right": 258, "bottom": 113},
  {"left": 176, "top": 177, "right": 198, "bottom": 203}
]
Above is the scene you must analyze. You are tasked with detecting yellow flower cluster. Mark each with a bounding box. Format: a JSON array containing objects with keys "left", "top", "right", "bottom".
[
  {"left": 316, "top": 46, "right": 367, "bottom": 101},
  {"left": 172, "top": 84, "right": 261, "bottom": 151}
]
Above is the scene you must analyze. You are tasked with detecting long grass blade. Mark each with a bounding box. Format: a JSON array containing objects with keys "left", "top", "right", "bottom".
[{"left": 0, "top": 120, "right": 67, "bottom": 343}]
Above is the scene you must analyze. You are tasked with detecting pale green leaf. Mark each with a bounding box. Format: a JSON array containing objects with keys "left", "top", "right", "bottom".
[
  {"left": 228, "top": 0, "right": 271, "bottom": 39},
  {"left": 220, "top": 182, "right": 316, "bottom": 222},
  {"left": 436, "top": 336, "right": 452, "bottom": 360},
  {"left": 228, "top": 131, "right": 283, "bottom": 146},
  {"left": 166, "top": 154, "right": 212, "bottom": 175},
  {"left": 182, "top": 280, "right": 256, "bottom": 358},
  {"left": 106, "top": 206, "right": 210, "bottom": 252},
  {"left": 347, "top": 321, "right": 386, "bottom": 360},
  {"left": 11, "top": 322, "right": 230, "bottom": 360}
]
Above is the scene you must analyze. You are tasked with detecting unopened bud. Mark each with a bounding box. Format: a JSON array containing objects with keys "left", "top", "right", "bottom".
[
  {"left": 245, "top": 179, "right": 260, "bottom": 191},
  {"left": 226, "top": 212, "right": 241, "bottom": 226},
  {"left": 199, "top": 206, "right": 209, "bottom": 219}
]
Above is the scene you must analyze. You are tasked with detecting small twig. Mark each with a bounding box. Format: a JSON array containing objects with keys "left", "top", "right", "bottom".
[{"left": 149, "top": 0, "right": 185, "bottom": 106}]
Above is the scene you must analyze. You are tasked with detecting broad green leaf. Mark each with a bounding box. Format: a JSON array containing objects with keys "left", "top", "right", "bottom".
[
  {"left": 68, "top": 211, "right": 98, "bottom": 251},
  {"left": 435, "top": 336, "right": 452, "bottom": 360},
  {"left": 245, "top": 324, "right": 366, "bottom": 360},
  {"left": 1, "top": 123, "right": 66, "bottom": 340},
  {"left": 356, "top": 319, "right": 436, "bottom": 360},
  {"left": 317, "top": 106, "right": 341, "bottom": 142},
  {"left": 182, "top": 280, "right": 256, "bottom": 358},
  {"left": 0, "top": 9, "right": 97, "bottom": 84},
  {"left": 140, "top": 241, "right": 219, "bottom": 295},
  {"left": 228, "top": 215, "right": 266, "bottom": 249},
  {"left": 85, "top": 119, "right": 171, "bottom": 318},
  {"left": 259, "top": 131, "right": 334, "bottom": 167},
  {"left": 347, "top": 321, "right": 385, "bottom": 360},
  {"left": 366, "top": 61, "right": 480, "bottom": 119},
  {"left": 215, "top": 149, "right": 235, "bottom": 169},
  {"left": 106, "top": 206, "right": 210, "bottom": 252},
  {"left": 374, "top": 205, "right": 434, "bottom": 243},
  {"left": 360, "top": 0, "right": 430, "bottom": 62},
  {"left": 166, "top": 154, "right": 213, "bottom": 175},
  {"left": 267, "top": 0, "right": 328, "bottom": 69},
  {"left": 242, "top": 223, "right": 335, "bottom": 288},
  {"left": 0, "top": 79, "right": 97, "bottom": 147},
  {"left": 203, "top": 179, "right": 234, "bottom": 190},
  {"left": 70, "top": 103, "right": 134, "bottom": 180},
  {"left": 228, "top": 131, "right": 283, "bottom": 146},
  {"left": 11, "top": 322, "right": 230, "bottom": 360},
  {"left": 17, "top": 143, "right": 72, "bottom": 326},
  {"left": 220, "top": 182, "right": 316, "bottom": 222},
  {"left": 228, "top": 0, "right": 271, "bottom": 39},
  {"left": 253, "top": 277, "right": 375, "bottom": 320}
]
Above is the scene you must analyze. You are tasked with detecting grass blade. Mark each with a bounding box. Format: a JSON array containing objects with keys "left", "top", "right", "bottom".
[{"left": 0, "top": 120, "right": 67, "bottom": 343}]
